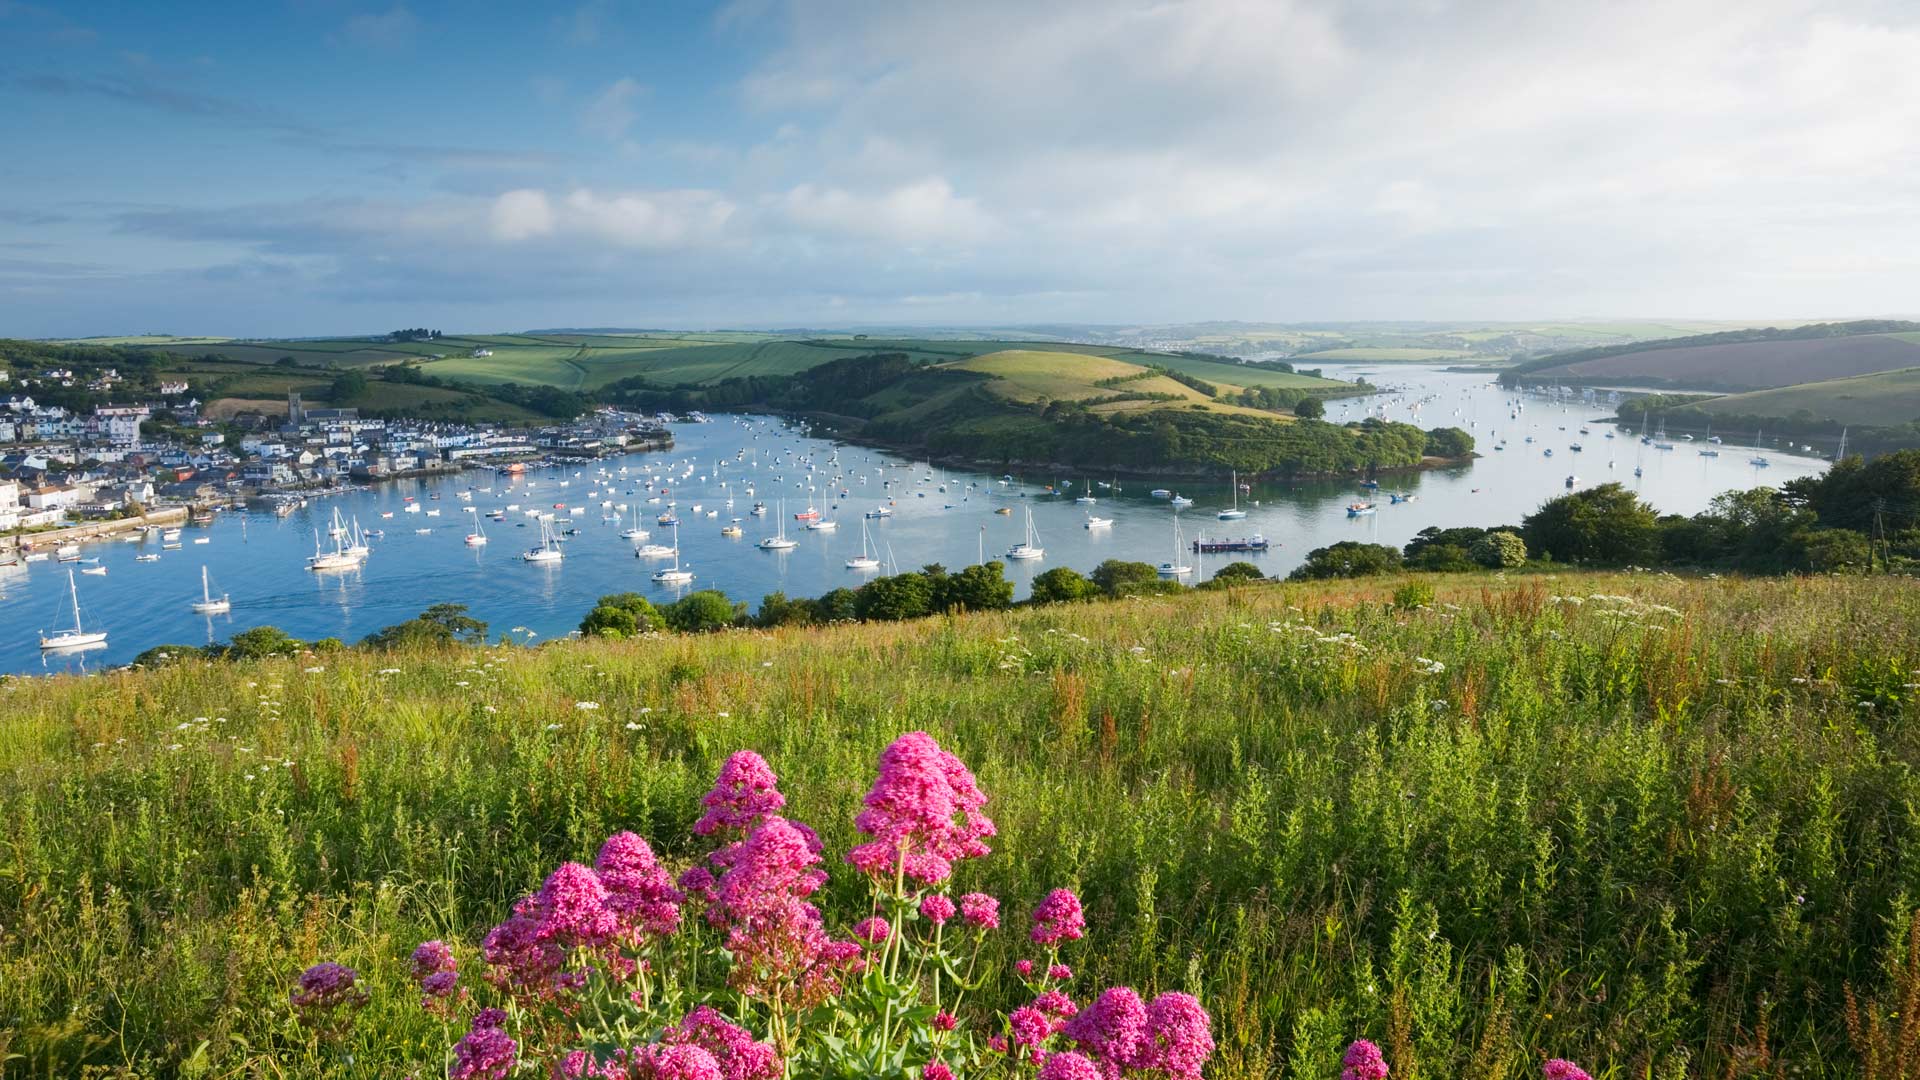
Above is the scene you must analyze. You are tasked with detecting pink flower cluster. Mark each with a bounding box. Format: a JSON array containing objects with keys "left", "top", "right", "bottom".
[
  {"left": 481, "top": 836, "right": 687, "bottom": 1000},
  {"left": 556, "top": 1005, "right": 783, "bottom": 1079},
  {"left": 596, "top": 831, "right": 685, "bottom": 941},
  {"left": 694, "top": 751, "right": 787, "bottom": 837},
  {"left": 1542, "top": 1061, "right": 1594, "bottom": 1080},
  {"left": 450, "top": 1008, "right": 517, "bottom": 1080},
  {"left": 289, "top": 961, "right": 368, "bottom": 1039},
  {"left": 1342, "top": 1039, "right": 1389, "bottom": 1080},
  {"left": 1031, "top": 888, "right": 1087, "bottom": 945},
  {"left": 1058, "top": 987, "right": 1214, "bottom": 1080},
  {"left": 846, "top": 732, "right": 997, "bottom": 886},
  {"left": 960, "top": 892, "right": 1001, "bottom": 930},
  {"left": 710, "top": 815, "right": 860, "bottom": 1005}
]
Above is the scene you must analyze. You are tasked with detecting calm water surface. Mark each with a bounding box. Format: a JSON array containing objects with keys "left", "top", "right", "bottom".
[{"left": 2, "top": 364, "right": 1828, "bottom": 674}]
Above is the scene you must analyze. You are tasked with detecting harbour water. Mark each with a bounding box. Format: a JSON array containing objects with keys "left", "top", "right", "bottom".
[{"left": 0, "top": 364, "right": 1830, "bottom": 675}]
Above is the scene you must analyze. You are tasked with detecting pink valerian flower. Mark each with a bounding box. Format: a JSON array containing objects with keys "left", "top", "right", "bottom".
[
  {"left": 960, "top": 892, "right": 1001, "bottom": 930},
  {"left": 664, "top": 1006, "right": 783, "bottom": 1080},
  {"left": 1142, "top": 992, "right": 1214, "bottom": 1079},
  {"left": 1030, "top": 889, "right": 1087, "bottom": 946},
  {"left": 1341, "top": 1039, "right": 1390, "bottom": 1080},
  {"left": 678, "top": 866, "right": 718, "bottom": 908},
  {"left": 482, "top": 898, "right": 577, "bottom": 1001},
  {"left": 289, "top": 962, "right": 369, "bottom": 1039},
  {"left": 534, "top": 861, "right": 618, "bottom": 949},
  {"left": 596, "top": 832, "right": 684, "bottom": 941},
  {"left": 924, "top": 1063, "right": 955, "bottom": 1080},
  {"left": 932, "top": 1011, "right": 958, "bottom": 1032},
  {"left": 846, "top": 732, "right": 996, "bottom": 886},
  {"left": 411, "top": 940, "right": 456, "bottom": 982},
  {"left": 632, "top": 1043, "right": 724, "bottom": 1080},
  {"left": 1542, "top": 1061, "right": 1593, "bottom": 1080},
  {"left": 1032, "top": 990, "right": 1079, "bottom": 1027},
  {"left": 1016, "top": 959, "right": 1036, "bottom": 978},
  {"left": 920, "top": 894, "right": 957, "bottom": 925},
  {"left": 988, "top": 1034, "right": 1010, "bottom": 1054},
  {"left": 450, "top": 1011, "right": 517, "bottom": 1080},
  {"left": 1049, "top": 964, "right": 1073, "bottom": 982},
  {"left": 695, "top": 751, "right": 787, "bottom": 837},
  {"left": 854, "top": 917, "right": 892, "bottom": 944},
  {"left": 1010, "top": 1006, "right": 1055, "bottom": 1061},
  {"left": 716, "top": 817, "right": 827, "bottom": 924},
  {"left": 422, "top": 970, "right": 460, "bottom": 998},
  {"left": 1063, "top": 987, "right": 1149, "bottom": 1069},
  {"left": 1038, "top": 1051, "right": 1104, "bottom": 1080}
]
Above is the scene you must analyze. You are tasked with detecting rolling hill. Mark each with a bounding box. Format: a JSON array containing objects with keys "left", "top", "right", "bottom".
[
  {"left": 1696, "top": 366, "right": 1920, "bottom": 428},
  {"left": 1500, "top": 320, "right": 1920, "bottom": 392}
]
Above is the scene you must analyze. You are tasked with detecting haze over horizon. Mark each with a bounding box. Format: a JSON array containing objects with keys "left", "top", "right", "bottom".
[{"left": 3, "top": 0, "right": 1915, "bottom": 338}]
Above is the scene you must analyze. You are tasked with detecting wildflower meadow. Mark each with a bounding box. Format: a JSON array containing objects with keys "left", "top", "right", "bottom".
[{"left": 3, "top": 571, "right": 1920, "bottom": 1077}]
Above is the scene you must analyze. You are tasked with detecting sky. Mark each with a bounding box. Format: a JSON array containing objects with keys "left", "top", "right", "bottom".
[{"left": 2, "top": 0, "right": 1917, "bottom": 338}]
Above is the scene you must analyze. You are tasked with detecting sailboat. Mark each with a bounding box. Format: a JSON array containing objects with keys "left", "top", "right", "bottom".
[
  {"left": 1749, "top": 426, "right": 1770, "bottom": 467},
  {"left": 1005, "top": 505, "right": 1044, "bottom": 560},
  {"left": 651, "top": 522, "right": 693, "bottom": 584},
  {"left": 759, "top": 499, "right": 798, "bottom": 550},
  {"left": 464, "top": 507, "right": 488, "bottom": 547},
  {"left": 522, "top": 518, "right": 564, "bottom": 562},
  {"left": 191, "top": 565, "right": 231, "bottom": 614},
  {"left": 620, "top": 503, "right": 649, "bottom": 541},
  {"left": 847, "top": 517, "right": 882, "bottom": 571},
  {"left": 1217, "top": 470, "right": 1247, "bottom": 520},
  {"left": 1074, "top": 478, "right": 1097, "bottom": 506},
  {"left": 306, "top": 523, "right": 363, "bottom": 571},
  {"left": 41, "top": 569, "right": 108, "bottom": 650},
  {"left": 1157, "top": 511, "right": 1194, "bottom": 577}
]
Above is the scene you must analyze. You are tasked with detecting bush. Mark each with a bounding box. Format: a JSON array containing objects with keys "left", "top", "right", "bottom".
[
  {"left": 363, "top": 604, "right": 489, "bottom": 649},
  {"left": 580, "top": 593, "right": 663, "bottom": 638},
  {"left": 1294, "top": 396, "right": 1325, "bottom": 419},
  {"left": 222, "top": 625, "right": 305, "bottom": 659},
  {"left": 1393, "top": 581, "right": 1435, "bottom": 609},
  {"left": 1029, "top": 566, "right": 1097, "bottom": 604},
  {"left": 1289, "top": 541, "right": 1402, "bottom": 580},
  {"left": 1521, "top": 483, "right": 1660, "bottom": 566},
  {"left": 1423, "top": 426, "right": 1476, "bottom": 458},
  {"left": 1090, "top": 559, "right": 1162, "bottom": 597},
  {"left": 662, "top": 590, "right": 740, "bottom": 633},
  {"left": 854, "top": 572, "right": 935, "bottom": 621},
  {"left": 1471, "top": 530, "right": 1528, "bottom": 569}
]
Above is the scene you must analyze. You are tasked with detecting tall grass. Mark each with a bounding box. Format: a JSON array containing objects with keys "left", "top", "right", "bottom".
[{"left": 2, "top": 572, "right": 1919, "bottom": 1077}]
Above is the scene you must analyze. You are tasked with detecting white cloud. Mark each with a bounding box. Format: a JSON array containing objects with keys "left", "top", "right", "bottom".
[
  {"left": 340, "top": 6, "right": 419, "bottom": 50},
  {"left": 581, "top": 77, "right": 645, "bottom": 140},
  {"left": 777, "top": 177, "right": 994, "bottom": 246},
  {"left": 490, "top": 190, "right": 555, "bottom": 241}
]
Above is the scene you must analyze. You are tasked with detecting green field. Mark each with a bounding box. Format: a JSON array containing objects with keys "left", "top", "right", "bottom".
[
  {"left": 2, "top": 572, "right": 1917, "bottom": 1077},
  {"left": 1291, "top": 347, "right": 1475, "bottom": 362},
  {"left": 138, "top": 334, "right": 1358, "bottom": 396},
  {"left": 1698, "top": 365, "right": 1920, "bottom": 426},
  {"left": 953, "top": 349, "right": 1286, "bottom": 418}
]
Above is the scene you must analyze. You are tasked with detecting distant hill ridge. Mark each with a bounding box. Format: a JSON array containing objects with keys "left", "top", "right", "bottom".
[{"left": 1501, "top": 319, "right": 1920, "bottom": 391}]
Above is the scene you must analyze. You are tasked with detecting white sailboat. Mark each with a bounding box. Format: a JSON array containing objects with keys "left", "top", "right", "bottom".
[
  {"left": 846, "top": 517, "right": 881, "bottom": 571},
  {"left": 1217, "top": 470, "right": 1247, "bottom": 520},
  {"left": 306, "top": 526, "right": 362, "bottom": 571},
  {"left": 191, "top": 565, "right": 231, "bottom": 614},
  {"left": 464, "top": 507, "right": 488, "bottom": 547},
  {"left": 1074, "top": 477, "right": 1097, "bottom": 506},
  {"left": 759, "top": 499, "right": 798, "bottom": 550},
  {"left": 523, "top": 518, "right": 564, "bottom": 562},
  {"left": 40, "top": 569, "right": 108, "bottom": 650},
  {"left": 1157, "top": 511, "right": 1194, "bottom": 577},
  {"left": 651, "top": 522, "right": 693, "bottom": 584},
  {"left": 1005, "top": 505, "right": 1044, "bottom": 560},
  {"left": 620, "top": 503, "right": 649, "bottom": 541}
]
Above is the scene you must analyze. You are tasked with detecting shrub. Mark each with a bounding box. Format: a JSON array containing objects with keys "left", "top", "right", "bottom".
[
  {"left": 1030, "top": 566, "right": 1098, "bottom": 604},
  {"left": 1289, "top": 541, "right": 1402, "bottom": 580},
  {"left": 1471, "top": 530, "right": 1528, "bottom": 569},
  {"left": 580, "top": 593, "right": 663, "bottom": 638},
  {"left": 1393, "top": 581, "right": 1436, "bottom": 609},
  {"left": 663, "top": 590, "right": 740, "bottom": 633}
]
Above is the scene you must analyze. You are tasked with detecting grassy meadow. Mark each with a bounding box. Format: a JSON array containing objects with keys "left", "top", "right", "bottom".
[
  {"left": 3, "top": 572, "right": 1920, "bottom": 1076},
  {"left": 1699, "top": 367, "right": 1920, "bottom": 427}
]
